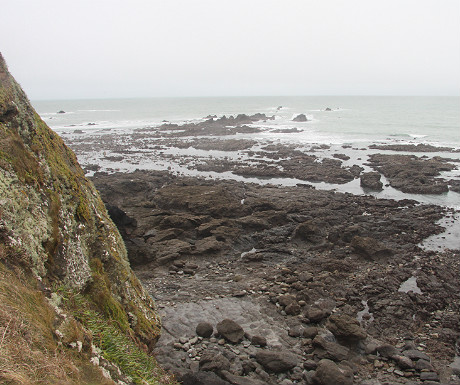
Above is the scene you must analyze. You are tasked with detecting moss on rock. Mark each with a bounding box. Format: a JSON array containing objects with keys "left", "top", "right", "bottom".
[{"left": 0, "top": 53, "right": 166, "bottom": 383}]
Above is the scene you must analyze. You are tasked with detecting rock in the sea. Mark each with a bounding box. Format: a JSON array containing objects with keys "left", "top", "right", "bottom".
[
  {"left": 216, "top": 319, "right": 245, "bottom": 343},
  {"left": 360, "top": 172, "right": 383, "bottom": 190},
  {"left": 196, "top": 322, "right": 214, "bottom": 338},
  {"left": 312, "top": 359, "right": 353, "bottom": 385},
  {"left": 326, "top": 314, "right": 367, "bottom": 342},
  {"left": 255, "top": 350, "right": 298, "bottom": 373},
  {"left": 292, "top": 114, "right": 308, "bottom": 122},
  {"left": 350, "top": 236, "right": 393, "bottom": 260}
]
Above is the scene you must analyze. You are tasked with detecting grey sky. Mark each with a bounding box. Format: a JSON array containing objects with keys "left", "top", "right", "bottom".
[{"left": 2, "top": 0, "right": 459, "bottom": 99}]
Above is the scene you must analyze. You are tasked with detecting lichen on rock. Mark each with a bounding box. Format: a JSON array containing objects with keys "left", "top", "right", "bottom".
[{"left": 0, "top": 52, "right": 165, "bottom": 383}]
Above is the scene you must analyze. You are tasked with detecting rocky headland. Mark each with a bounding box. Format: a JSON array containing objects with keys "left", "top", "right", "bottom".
[{"left": 0, "top": 54, "right": 174, "bottom": 384}]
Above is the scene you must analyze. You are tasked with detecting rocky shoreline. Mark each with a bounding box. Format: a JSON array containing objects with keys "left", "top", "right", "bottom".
[
  {"left": 58, "top": 112, "right": 460, "bottom": 384},
  {"left": 92, "top": 170, "right": 459, "bottom": 385}
]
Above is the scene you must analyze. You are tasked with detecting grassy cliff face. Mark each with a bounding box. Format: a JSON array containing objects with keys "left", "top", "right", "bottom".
[{"left": 0, "top": 54, "right": 172, "bottom": 384}]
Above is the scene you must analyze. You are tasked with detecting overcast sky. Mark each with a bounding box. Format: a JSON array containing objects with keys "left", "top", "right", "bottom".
[{"left": 1, "top": 0, "right": 459, "bottom": 99}]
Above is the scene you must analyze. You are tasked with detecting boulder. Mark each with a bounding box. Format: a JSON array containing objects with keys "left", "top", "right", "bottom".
[
  {"left": 221, "top": 371, "right": 267, "bottom": 385},
  {"left": 181, "top": 371, "right": 230, "bottom": 385},
  {"left": 255, "top": 350, "right": 298, "bottom": 373},
  {"left": 292, "top": 221, "right": 324, "bottom": 243},
  {"left": 312, "top": 359, "right": 353, "bottom": 385},
  {"left": 360, "top": 172, "right": 383, "bottom": 190},
  {"left": 216, "top": 319, "right": 244, "bottom": 343},
  {"left": 403, "top": 349, "right": 430, "bottom": 362},
  {"left": 278, "top": 294, "right": 297, "bottom": 307},
  {"left": 350, "top": 236, "right": 393, "bottom": 260},
  {"left": 251, "top": 335, "right": 267, "bottom": 347},
  {"left": 285, "top": 302, "right": 301, "bottom": 316},
  {"left": 376, "top": 343, "right": 400, "bottom": 358},
  {"left": 196, "top": 322, "right": 214, "bottom": 338},
  {"left": 292, "top": 114, "right": 308, "bottom": 122},
  {"left": 304, "top": 306, "right": 327, "bottom": 323},
  {"left": 326, "top": 314, "right": 367, "bottom": 342},
  {"left": 312, "top": 335, "right": 350, "bottom": 361},
  {"left": 199, "top": 350, "right": 231, "bottom": 373}
]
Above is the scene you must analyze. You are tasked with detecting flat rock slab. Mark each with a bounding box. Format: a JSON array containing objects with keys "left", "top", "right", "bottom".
[{"left": 156, "top": 297, "right": 299, "bottom": 350}]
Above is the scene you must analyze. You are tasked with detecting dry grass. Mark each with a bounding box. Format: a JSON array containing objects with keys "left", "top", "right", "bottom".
[{"left": 0, "top": 262, "right": 114, "bottom": 385}]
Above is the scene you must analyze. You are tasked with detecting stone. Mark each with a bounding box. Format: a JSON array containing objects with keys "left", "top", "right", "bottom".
[
  {"left": 376, "top": 344, "right": 400, "bottom": 358},
  {"left": 292, "top": 114, "right": 308, "bottom": 122},
  {"left": 392, "top": 354, "right": 414, "bottom": 369},
  {"left": 312, "top": 335, "right": 350, "bottom": 361},
  {"left": 216, "top": 319, "right": 245, "bottom": 344},
  {"left": 415, "top": 359, "right": 434, "bottom": 371},
  {"left": 303, "top": 326, "right": 319, "bottom": 339},
  {"left": 312, "top": 359, "right": 353, "bottom": 385},
  {"left": 326, "top": 314, "right": 367, "bottom": 342},
  {"left": 255, "top": 350, "right": 298, "bottom": 373},
  {"left": 288, "top": 325, "right": 305, "bottom": 338},
  {"left": 285, "top": 302, "right": 301, "bottom": 316},
  {"left": 303, "top": 359, "right": 318, "bottom": 370},
  {"left": 350, "top": 236, "right": 393, "bottom": 260},
  {"left": 199, "top": 350, "right": 231, "bottom": 374},
  {"left": 278, "top": 294, "right": 297, "bottom": 307},
  {"left": 419, "top": 372, "right": 439, "bottom": 381},
  {"left": 196, "top": 322, "right": 214, "bottom": 338},
  {"left": 251, "top": 335, "right": 267, "bottom": 347},
  {"left": 221, "top": 370, "right": 267, "bottom": 385},
  {"left": 305, "top": 306, "right": 327, "bottom": 323},
  {"left": 181, "top": 371, "right": 230, "bottom": 385},
  {"left": 360, "top": 172, "right": 383, "bottom": 190},
  {"left": 403, "top": 349, "right": 430, "bottom": 362}
]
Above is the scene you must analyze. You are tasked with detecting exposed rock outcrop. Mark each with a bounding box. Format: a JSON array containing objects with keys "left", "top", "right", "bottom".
[{"left": 0, "top": 53, "right": 168, "bottom": 384}]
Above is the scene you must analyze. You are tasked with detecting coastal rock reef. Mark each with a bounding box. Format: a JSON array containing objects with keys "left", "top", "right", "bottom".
[{"left": 0, "top": 54, "right": 174, "bottom": 384}]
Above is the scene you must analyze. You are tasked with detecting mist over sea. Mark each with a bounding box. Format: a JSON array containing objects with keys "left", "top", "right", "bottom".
[{"left": 34, "top": 96, "right": 460, "bottom": 149}]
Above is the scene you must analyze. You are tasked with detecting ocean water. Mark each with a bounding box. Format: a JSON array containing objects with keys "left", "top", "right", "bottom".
[{"left": 33, "top": 96, "right": 460, "bottom": 149}]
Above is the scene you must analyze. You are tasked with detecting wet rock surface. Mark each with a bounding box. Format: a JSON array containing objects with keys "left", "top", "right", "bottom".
[
  {"left": 367, "top": 154, "right": 458, "bottom": 194},
  {"left": 92, "top": 170, "right": 460, "bottom": 384},
  {"left": 52, "top": 110, "right": 460, "bottom": 384}
]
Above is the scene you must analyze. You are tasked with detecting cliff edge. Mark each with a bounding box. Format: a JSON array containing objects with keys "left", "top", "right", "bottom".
[{"left": 0, "top": 53, "right": 171, "bottom": 384}]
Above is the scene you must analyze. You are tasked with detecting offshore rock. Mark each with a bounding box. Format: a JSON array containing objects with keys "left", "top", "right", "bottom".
[{"left": 360, "top": 171, "right": 383, "bottom": 190}]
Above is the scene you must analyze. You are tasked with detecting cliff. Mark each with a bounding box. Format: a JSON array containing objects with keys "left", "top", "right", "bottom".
[{"left": 0, "top": 54, "right": 172, "bottom": 384}]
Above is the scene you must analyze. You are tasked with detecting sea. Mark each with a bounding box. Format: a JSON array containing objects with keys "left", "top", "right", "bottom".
[
  {"left": 33, "top": 96, "right": 460, "bottom": 149},
  {"left": 32, "top": 96, "right": 460, "bottom": 250}
]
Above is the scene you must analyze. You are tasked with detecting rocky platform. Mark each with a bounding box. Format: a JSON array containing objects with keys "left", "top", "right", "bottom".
[{"left": 92, "top": 170, "right": 460, "bottom": 385}]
